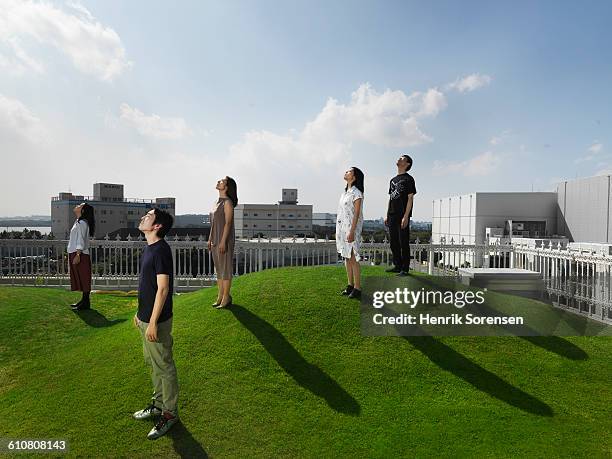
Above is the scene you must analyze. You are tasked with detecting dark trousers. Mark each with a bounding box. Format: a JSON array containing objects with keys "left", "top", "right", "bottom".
[{"left": 388, "top": 215, "right": 411, "bottom": 271}]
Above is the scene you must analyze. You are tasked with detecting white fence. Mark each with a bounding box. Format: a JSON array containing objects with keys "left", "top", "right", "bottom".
[
  {"left": 1, "top": 236, "right": 610, "bottom": 322},
  {"left": 0, "top": 235, "right": 340, "bottom": 290},
  {"left": 0, "top": 235, "right": 487, "bottom": 285}
]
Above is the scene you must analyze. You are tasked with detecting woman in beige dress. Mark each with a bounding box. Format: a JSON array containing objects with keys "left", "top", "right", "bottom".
[{"left": 208, "top": 176, "right": 238, "bottom": 308}]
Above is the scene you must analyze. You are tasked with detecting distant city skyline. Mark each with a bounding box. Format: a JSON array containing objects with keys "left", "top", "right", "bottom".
[{"left": 1, "top": 0, "right": 611, "bottom": 219}]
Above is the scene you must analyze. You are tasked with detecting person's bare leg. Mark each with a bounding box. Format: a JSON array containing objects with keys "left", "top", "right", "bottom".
[
  {"left": 220, "top": 279, "right": 232, "bottom": 305},
  {"left": 345, "top": 258, "right": 354, "bottom": 287},
  {"left": 351, "top": 252, "right": 361, "bottom": 290},
  {"left": 215, "top": 279, "right": 223, "bottom": 304}
]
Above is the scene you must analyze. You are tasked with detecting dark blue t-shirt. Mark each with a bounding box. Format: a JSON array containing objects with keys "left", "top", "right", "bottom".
[{"left": 138, "top": 239, "right": 174, "bottom": 323}]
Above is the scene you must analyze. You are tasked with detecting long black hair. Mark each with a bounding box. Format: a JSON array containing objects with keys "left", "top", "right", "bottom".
[
  {"left": 225, "top": 176, "right": 238, "bottom": 207},
  {"left": 78, "top": 203, "right": 96, "bottom": 237},
  {"left": 346, "top": 167, "right": 365, "bottom": 193}
]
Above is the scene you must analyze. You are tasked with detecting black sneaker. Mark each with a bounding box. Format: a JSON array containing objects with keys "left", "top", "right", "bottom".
[
  {"left": 147, "top": 412, "right": 179, "bottom": 440},
  {"left": 348, "top": 288, "right": 361, "bottom": 299},
  {"left": 341, "top": 285, "right": 354, "bottom": 295},
  {"left": 70, "top": 300, "right": 82, "bottom": 309},
  {"left": 74, "top": 299, "right": 91, "bottom": 310},
  {"left": 385, "top": 266, "right": 401, "bottom": 273},
  {"left": 397, "top": 271, "right": 408, "bottom": 277}
]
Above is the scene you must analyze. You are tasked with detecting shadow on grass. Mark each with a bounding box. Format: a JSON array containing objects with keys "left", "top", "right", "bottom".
[
  {"left": 386, "top": 277, "right": 555, "bottom": 415},
  {"left": 403, "top": 335, "right": 553, "bottom": 416},
  {"left": 229, "top": 304, "right": 360, "bottom": 416},
  {"left": 521, "top": 336, "right": 587, "bottom": 360},
  {"left": 167, "top": 421, "right": 208, "bottom": 458},
  {"left": 477, "top": 303, "right": 589, "bottom": 360},
  {"left": 73, "top": 308, "right": 125, "bottom": 328},
  {"left": 416, "top": 275, "right": 588, "bottom": 360}
]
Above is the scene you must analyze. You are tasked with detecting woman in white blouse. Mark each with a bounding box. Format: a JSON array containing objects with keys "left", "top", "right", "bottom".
[
  {"left": 67, "top": 203, "right": 95, "bottom": 310},
  {"left": 336, "top": 167, "right": 364, "bottom": 299}
]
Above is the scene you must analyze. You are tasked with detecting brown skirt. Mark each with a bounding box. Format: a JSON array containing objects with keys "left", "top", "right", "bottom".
[{"left": 69, "top": 252, "right": 92, "bottom": 292}]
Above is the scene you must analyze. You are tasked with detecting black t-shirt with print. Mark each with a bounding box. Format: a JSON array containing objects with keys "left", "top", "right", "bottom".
[
  {"left": 138, "top": 239, "right": 174, "bottom": 323},
  {"left": 387, "top": 172, "right": 417, "bottom": 217}
]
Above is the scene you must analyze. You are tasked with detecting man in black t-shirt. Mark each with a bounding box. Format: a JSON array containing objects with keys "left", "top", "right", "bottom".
[
  {"left": 131, "top": 208, "right": 179, "bottom": 440},
  {"left": 137, "top": 238, "right": 174, "bottom": 325},
  {"left": 385, "top": 154, "right": 417, "bottom": 276}
]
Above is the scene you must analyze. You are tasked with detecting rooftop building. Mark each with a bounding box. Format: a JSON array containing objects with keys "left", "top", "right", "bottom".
[
  {"left": 432, "top": 192, "right": 560, "bottom": 246},
  {"left": 234, "top": 189, "right": 313, "bottom": 238},
  {"left": 51, "top": 183, "right": 175, "bottom": 239},
  {"left": 556, "top": 174, "right": 612, "bottom": 243}
]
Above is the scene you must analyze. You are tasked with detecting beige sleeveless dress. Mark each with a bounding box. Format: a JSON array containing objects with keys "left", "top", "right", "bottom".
[{"left": 210, "top": 197, "right": 235, "bottom": 280}]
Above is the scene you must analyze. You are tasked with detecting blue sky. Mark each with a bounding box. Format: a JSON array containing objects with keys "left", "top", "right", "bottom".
[{"left": 1, "top": 0, "right": 611, "bottom": 219}]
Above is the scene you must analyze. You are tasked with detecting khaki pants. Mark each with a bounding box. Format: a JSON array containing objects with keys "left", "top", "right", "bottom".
[{"left": 137, "top": 317, "right": 179, "bottom": 416}]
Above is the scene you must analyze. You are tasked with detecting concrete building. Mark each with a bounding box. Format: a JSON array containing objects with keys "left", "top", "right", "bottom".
[
  {"left": 234, "top": 189, "right": 313, "bottom": 238},
  {"left": 556, "top": 175, "right": 612, "bottom": 243},
  {"left": 51, "top": 183, "right": 175, "bottom": 239},
  {"left": 312, "top": 213, "right": 337, "bottom": 227},
  {"left": 431, "top": 192, "right": 560, "bottom": 268},
  {"left": 431, "top": 176, "right": 612, "bottom": 267},
  {"left": 174, "top": 214, "right": 211, "bottom": 227},
  {"left": 433, "top": 175, "right": 612, "bottom": 246},
  {"left": 432, "top": 192, "right": 559, "bottom": 246}
]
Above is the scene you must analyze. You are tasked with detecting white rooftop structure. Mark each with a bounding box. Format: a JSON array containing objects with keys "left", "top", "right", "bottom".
[
  {"left": 432, "top": 192, "right": 559, "bottom": 246},
  {"left": 556, "top": 174, "right": 612, "bottom": 243}
]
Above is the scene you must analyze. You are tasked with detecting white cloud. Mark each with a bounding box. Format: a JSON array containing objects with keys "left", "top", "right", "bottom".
[
  {"left": 0, "top": 37, "right": 46, "bottom": 75},
  {"left": 432, "top": 151, "right": 501, "bottom": 177},
  {"left": 0, "top": 0, "right": 130, "bottom": 81},
  {"left": 417, "top": 88, "right": 448, "bottom": 117},
  {"left": 588, "top": 141, "right": 603, "bottom": 153},
  {"left": 489, "top": 129, "right": 511, "bottom": 146},
  {"left": 575, "top": 141, "right": 605, "bottom": 163},
  {"left": 447, "top": 73, "right": 492, "bottom": 93},
  {"left": 66, "top": 1, "right": 94, "bottom": 21},
  {"left": 301, "top": 84, "right": 443, "bottom": 149},
  {"left": 0, "top": 93, "right": 46, "bottom": 143},
  {"left": 230, "top": 83, "right": 447, "bottom": 167},
  {"left": 119, "top": 103, "right": 193, "bottom": 140}
]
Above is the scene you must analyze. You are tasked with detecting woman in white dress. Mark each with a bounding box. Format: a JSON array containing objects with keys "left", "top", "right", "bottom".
[{"left": 336, "top": 167, "right": 364, "bottom": 299}]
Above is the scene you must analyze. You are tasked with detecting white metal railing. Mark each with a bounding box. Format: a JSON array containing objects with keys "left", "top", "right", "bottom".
[
  {"left": 0, "top": 235, "right": 509, "bottom": 285},
  {"left": 1, "top": 236, "right": 610, "bottom": 322},
  {"left": 0, "top": 235, "right": 340, "bottom": 290},
  {"left": 513, "top": 243, "right": 612, "bottom": 323}
]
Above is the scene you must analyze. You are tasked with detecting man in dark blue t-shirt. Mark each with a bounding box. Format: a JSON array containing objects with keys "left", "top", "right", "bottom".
[
  {"left": 137, "top": 238, "right": 174, "bottom": 324},
  {"left": 131, "top": 208, "right": 179, "bottom": 440},
  {"left": 385, "top": 154, "right": 417, "bottom": 276}
]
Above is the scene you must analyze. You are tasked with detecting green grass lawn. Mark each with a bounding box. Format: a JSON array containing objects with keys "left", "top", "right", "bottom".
[{"left": 0, "top": 266, "right": 610, "bottom": 458}]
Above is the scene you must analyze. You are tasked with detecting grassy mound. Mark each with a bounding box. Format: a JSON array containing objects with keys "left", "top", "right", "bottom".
[{"left": 0, "top": 266, "right": 610, "bottom": 457}]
